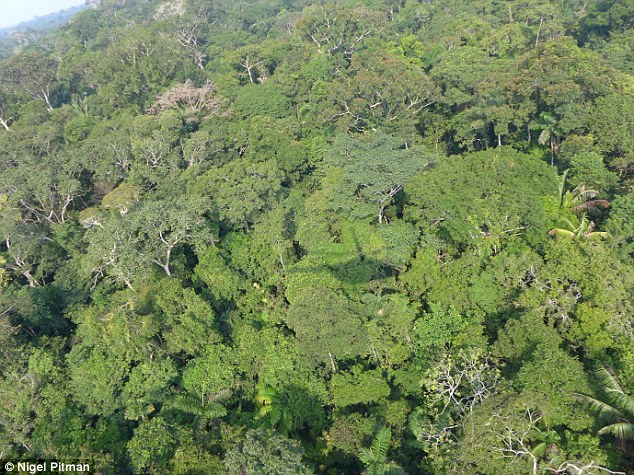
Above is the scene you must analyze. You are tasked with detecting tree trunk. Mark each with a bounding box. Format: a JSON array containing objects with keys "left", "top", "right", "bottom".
[
  {"left": 328, "top": 352, "right": 337, "bottom": 372},
  {"left": 0, "top": 115, "right": 10, "bottom": 131},
  {"left": 276, "top": 241, "right": 286, "bottom": 274},
  {"left": 41, "top": 88, "right": 53, "bottom": 112},
  {"left": 164, "top": 246, "right": 172, "bottom": 277},
  {"left": 23, "top": 271, "right": 39, "bottom": 288},
  {"left": 123, "top": 277, "right": 135, "bottom": 291},
  {"left": 152, "top": 259, "right": 172, "bottom": 277},
  {"left": 535, "top": 13, "right": 544, "bottom": 49},
  {"left": 241, "top": 57, "right": 256, "bottom": 84}
]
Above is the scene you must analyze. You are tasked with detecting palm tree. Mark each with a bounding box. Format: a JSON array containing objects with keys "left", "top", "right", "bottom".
[
  {"left": 254, "top": 384, "right": 293, "bottom": 434},
  {"left": 574, "top": 364, "right": 634, "bottom": 450},
  {"left": 173, "top": 388, "right": 229, "bottom": 420},
  {"left": 361, "top": 288, "right": 390, "bottom": 317},
  {"left": 557, "top": 170, "right": 610, "bottom": 217},
  {"left": 537, "top": 112, "right": 562, "bottom": 166},
  {"left": 359, "top": 427, "right": 406, "bottom": 475},
  {"left": 548, "top": 215, "right": 611, "bottom": 241}
]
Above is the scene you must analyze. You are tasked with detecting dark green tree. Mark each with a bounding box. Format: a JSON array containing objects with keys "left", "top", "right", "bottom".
[{"left": 575, "top": 365, "right": 634, "bottom": 444}]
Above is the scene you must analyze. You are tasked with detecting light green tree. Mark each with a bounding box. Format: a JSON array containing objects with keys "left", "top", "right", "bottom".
[
  {"left": 224, "top": 429, "right": 313, "bottom": 475},
  {"left": 548, "top": 215, "right": 611, "bottom": 241}
]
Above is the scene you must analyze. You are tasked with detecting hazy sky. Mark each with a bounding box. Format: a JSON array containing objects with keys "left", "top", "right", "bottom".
[{"left": 0, "top": 0, "right": 85, "bottom": 28}]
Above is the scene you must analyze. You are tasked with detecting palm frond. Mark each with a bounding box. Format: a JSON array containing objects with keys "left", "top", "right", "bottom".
[
  {"left": 577, "top": 363, "right": 634, "bottom": 443},
  {"left": 558, "top": 170, "right": 570, "bottom": 208},
  {"left": 573, "top": 199, "right": 610, "bottom": 217},
  {"left": 173, "top": 394, "right": 227, "bottom": 419},
  {"left": 281, "top": 408, "right": 293, "bottom": 431},
  {"left": 570, "top": 185, "right": 598, "bottom": 204},
  {"left": 366, "top": 463, "right": 383, "bottom": 475},
  {"left": 592, "top": 365, "right": 623, "bottom": 393},
  {"left": 173, "top": 394, "right": 202, "bottom": 414},
  {"left": 598, "top": 422, "right": 634, "bottom": 440},
  {"left": 557, "top": 218, "right": 578, "bottom": 231},
  {"left": 359, "top": 426, "right": 392, "bottom": 471},
  {"left": 200, "top": 401, "right": 228, "bottom": 419},
  {"left": 268, "top": 406, "right": 282, "bottom": 426},
  {"left": 578, "top": 215, "right": 591, "bottom": 232},
  {"left": 558, "top": 178, "right": 609, "bottom": 218},
  {"left": 361, "top": 292, "right": 378, "bottom": 304},
  {"left": 385, "top": 464, "right": 408, "bottom": 475},
  {"left": 604, "top": 390, "right": 634, "bottom": 419},
  {"left": 207, "top": 388, "right": 231, "bottom": 403},
  {"left": 531, "top": 442, "right": 547, "bottom": 459},
  {"left": 573, "top": 393, "right": 623, "bottom": 421},
  {"left": 549, "top": 228, "right": 576, "bottom": 238},
  {"left": 255, "top": 385, "right": 278, "bottom": 405},
  {"left": 359, "top": 447, "right": 375, "bottom": 465},
  {"left": 371, "top": 427, "right": 391, "bottom": 463},
  {"left": 256, "top": 401, "right": 273, "bottom": 418},
  {"left": 586, "top": 231, "right": 611, "bottom": 241}
]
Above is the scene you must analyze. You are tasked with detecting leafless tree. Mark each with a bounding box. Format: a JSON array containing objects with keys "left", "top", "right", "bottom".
[
  {"left": 175, "top": 26, "right": 207, "bottom": 70},
  {"left": 147, "top": 80, "right": 224, "bottom": 117}
]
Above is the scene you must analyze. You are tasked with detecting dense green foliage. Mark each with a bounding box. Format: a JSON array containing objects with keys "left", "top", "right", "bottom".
[{"left": 0, "top": 0, "right": 633, "bottom": 473}]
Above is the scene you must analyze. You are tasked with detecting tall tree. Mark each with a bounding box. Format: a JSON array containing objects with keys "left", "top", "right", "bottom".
[
  {"left": 0, "top": 52, "right": 58, "bottom": 111},
  {"left": 285, "top": 287, "right": 369, "bottom": 372},
  {"left": 326, "top": 133, "right": 434, "bottom": 223}
]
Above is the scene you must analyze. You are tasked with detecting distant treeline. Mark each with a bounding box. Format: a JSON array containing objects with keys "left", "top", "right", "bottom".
[{"left": 0, "top": 4, "right": 87, "bottom": 59}]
